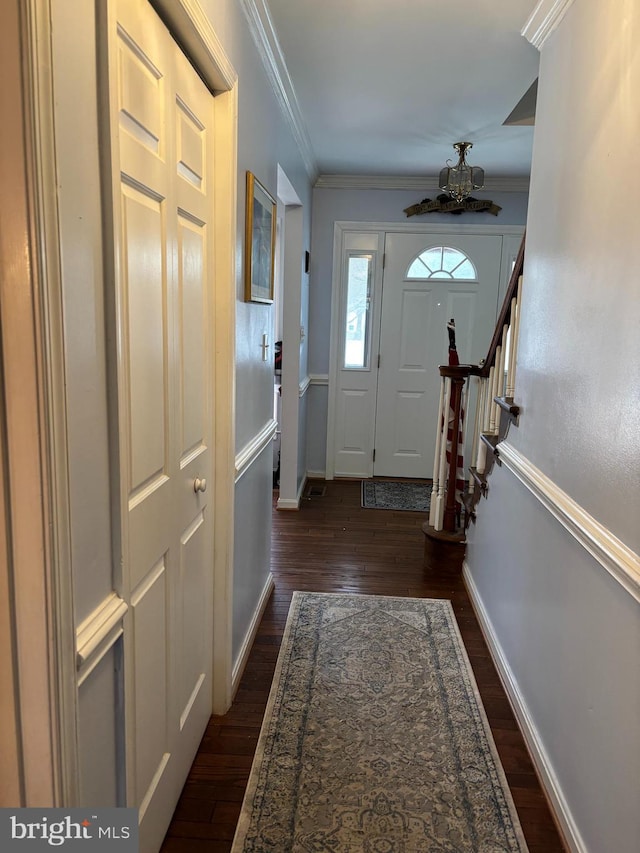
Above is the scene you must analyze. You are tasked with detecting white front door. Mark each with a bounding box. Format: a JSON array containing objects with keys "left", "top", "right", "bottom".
[
  {"left": 373, "top": 233, "right": 502, "bottom": 477},
  {"left": 105, "top": 1, "right": 215, "bottom": 849}
]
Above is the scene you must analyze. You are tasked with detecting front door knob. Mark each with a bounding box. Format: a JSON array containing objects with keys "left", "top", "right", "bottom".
[{"left": 194, "top": 477, "right": 207, "bottom": 493}]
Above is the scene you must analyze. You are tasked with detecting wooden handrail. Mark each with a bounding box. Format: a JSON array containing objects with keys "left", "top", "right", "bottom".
[{"left": 479, "top": 232, "right": 525, "bottom": 377}]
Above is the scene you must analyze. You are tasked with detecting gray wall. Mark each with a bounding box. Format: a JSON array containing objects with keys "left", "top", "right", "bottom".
[{"left": 466, "top": 0, "right": 640, "bottom": 850}]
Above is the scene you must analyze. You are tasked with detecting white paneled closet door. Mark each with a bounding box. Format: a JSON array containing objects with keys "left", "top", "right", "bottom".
[{"left": 105, "top": 1, "right": 215, "bottom": 849}]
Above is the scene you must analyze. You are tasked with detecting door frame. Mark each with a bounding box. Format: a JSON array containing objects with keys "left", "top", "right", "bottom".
[
  {"left": 1, "top": 0, "right": 76, "bottom": 806},
  {"left": 275, "top": 166, "right": 305, "bottom": 509},
  {"left": 326, "top": 221, "right": 524, "bottom": 479},
  {"left": 13, "top": 0, "right": 239, "bottom": 806}
]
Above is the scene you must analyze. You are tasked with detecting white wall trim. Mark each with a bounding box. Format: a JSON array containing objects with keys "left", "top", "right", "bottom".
[
  {"left": 210, "top": 81, "right": 238, "bottom": 716},
  {"left": 306, "top": 469, "right": 326, "bottom": 479},
  {"left": 309, "top": 373, "right": 329, "bottom": 385},
  {"left": 76, "top": 593, "right": 128, "bottom": 686},
  {"left": 522, "top": 0, "right": 576, "bottom": 49},
  {"left": 76, "top": 592, "right": 128, "bottom": 670},
  {"left": 235, "top": 419, "right": 278, "bottom": 482},
  {"left": 315, "top": 174, "right": 530, "bottom": 193},
  {"left": 334, "top": 221, "right": 526, "bottom": 237},
  {"left": 463, "top": 561, "right": 585, "bottom": 853},
  {"left": 151, "top": 0, "right": 237, "bottom": 91},
  {"left": 277, "top": 473, "right": 307, "bottom": 510},
  {"left": 231, "top": 572, "right": 274, "bottom": 697},
  {"left": 498, "top": 441, "right": 640, "bottom": 603},
  {"left": 239, "top": 0, "right": 317, "bottom": 180},
  {"left": 298, "top": 375, "right": 311, "bottom": 397},
  {"left": 276, "top": 497, "right": 300, "bottom": 509}
]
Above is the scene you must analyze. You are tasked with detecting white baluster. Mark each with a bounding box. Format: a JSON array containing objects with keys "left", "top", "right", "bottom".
[
  {"left": 458, "top": 379, "right": 469, "bottom": 509},
  {"left": 499, "top": 323, "right": 508, "bottom": 397},
  {"left": 509, "top": 274, "right": 523, "bottom": 395},
  {"left": 459, "top": 379, "right": 468, "bottom": 469},
  {"left": 489, "top": 347, "right": 501, "bottom": 434},
  {"left": 429, "top": 376, "right": 445, "bottom": 527},
  {"left": 468, "top": 377, "right": 483, "bottom": 494},
  {"left": 484, "top": 367, "right": 494, "bottom": 433},
  {"left": 434, "top": 377, "right": 451, "bottom": 531},
  {"left": 475, "top": 377, "right": 488, "bottom": 475},
  {"left": 505, "top": 297, "right": 517, "bottom": 397}
]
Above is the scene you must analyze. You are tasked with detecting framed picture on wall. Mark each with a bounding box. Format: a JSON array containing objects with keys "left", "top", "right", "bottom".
[{"left": 244, "top": 171, "right": 276, "bottom": 303}]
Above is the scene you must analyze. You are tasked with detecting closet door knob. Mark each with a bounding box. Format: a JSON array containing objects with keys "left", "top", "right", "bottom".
[{"left": 194, "top": 477, "right": 207, "bottom": 493}]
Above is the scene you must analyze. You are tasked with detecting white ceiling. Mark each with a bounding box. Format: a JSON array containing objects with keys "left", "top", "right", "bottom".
[{"left": 263, "top": 0, "right": 540, "bottom": 181}]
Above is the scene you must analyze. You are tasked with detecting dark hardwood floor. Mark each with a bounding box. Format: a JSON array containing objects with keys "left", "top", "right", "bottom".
[{"left": 161, "top": 478, "right": 566, "bottom": 852}]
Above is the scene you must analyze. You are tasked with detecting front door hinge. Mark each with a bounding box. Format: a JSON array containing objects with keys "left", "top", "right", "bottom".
[
  {"left": 377, "top": 353, "right": 381, "bottom": 369},
  {"left": 382, "top": 252, "right": 386, "bottom": 269},
  {"left": 373, "top": 448, "right": 376, "bottom": 462}
]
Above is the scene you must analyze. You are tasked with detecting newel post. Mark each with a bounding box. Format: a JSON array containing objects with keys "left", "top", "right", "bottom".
[{"left": 440, "top": 365, "right": 470, "bottom": 533}]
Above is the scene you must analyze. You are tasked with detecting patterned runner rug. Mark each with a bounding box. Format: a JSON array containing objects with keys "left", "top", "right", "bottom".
[
  {"left": 361, "top": 479, "right": 431, "bottom": 512},
  {"left": 232, "top": 592, "right": 528, "bottom": 852}
]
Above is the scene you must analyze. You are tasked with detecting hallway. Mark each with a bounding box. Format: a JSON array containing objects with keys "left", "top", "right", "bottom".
[{"left": 160, "top": 479, "right": 566, "bottom": 852}]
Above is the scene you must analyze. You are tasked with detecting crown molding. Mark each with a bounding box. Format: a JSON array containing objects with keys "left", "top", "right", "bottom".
[
  {"left": 522, "top": 0, "right": 576, "bottom": 49},
  {"left": 240, "top": 0, "right": 317, "bottom": 181},
  {"left": 314, "top": 174, "right": 530, "bottom": 193}
]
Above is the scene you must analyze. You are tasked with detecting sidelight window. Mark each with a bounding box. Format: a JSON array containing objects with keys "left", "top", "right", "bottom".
[{"left": 343, "top": 253, "right": 373, "bottom": 369}]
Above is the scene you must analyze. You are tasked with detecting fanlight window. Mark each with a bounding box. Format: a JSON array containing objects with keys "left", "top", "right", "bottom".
[{"left": 406, "top": 246, "right": 477, "bottom": 280}]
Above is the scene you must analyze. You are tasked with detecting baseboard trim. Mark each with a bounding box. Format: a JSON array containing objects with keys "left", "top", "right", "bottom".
[
  {"left": 231, "top": 572, "right": 274, "bottom": 698},
  {"left": 463, "top": 561, "right": 586, "bottom": 853},
  {"left": 498, "top": 441, "right": 640, "bottom": 604},
  {"left": 276, "top": 498, "right": 299, "bottom": 510},
  {"left": 306, "top": 469, "right": 326, "bottom": 479},
  {"left": 235, "top": 419, "right": 277, "bottom": 483},
  {"left": 276, "top": 474, "right": 307, "bottom": 510}
]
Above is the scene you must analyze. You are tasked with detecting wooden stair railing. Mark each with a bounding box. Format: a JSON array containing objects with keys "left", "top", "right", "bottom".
[{"left": 426, "top": 233, "right": 526, "bottom": 542}]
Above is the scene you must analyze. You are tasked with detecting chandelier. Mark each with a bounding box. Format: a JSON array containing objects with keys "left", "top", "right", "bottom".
[{"left": 438, "top": 142, "right": 485, "bottom": 202}]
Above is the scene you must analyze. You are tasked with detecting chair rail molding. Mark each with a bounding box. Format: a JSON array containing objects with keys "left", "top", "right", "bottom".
[
  {"left": 239, "top": 0, "right": 317, "bottom": 180},
  {"left": 76, "top": 593, "right": 128, "bottom": 685},
  {"left": 498, "top": 441, "right": 640, "bottom": 603},
  {"left": 309, "top": 373, "right": 329, "bottom": 385},
  {"left": 298, "top": 375, "right": 311, "bottom": 397},
  {"left": 522, "top": 0, "right": 577, "bottom": 49},
  {"left": 235, "top": 419, "right": 278, "bottom": 482}
]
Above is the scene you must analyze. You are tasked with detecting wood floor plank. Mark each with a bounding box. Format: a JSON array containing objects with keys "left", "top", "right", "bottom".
[{"left": 161, "top": 479, "right": 567, "bottom": 852}]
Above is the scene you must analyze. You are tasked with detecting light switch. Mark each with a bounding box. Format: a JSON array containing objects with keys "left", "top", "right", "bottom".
[{"left": 261, "top": 332, "right": 270, "bottom": 361}]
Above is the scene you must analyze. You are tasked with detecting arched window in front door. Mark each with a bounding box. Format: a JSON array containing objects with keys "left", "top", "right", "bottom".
[{"left": 406, "top": 246, "right": 477, "bottom": 280}]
